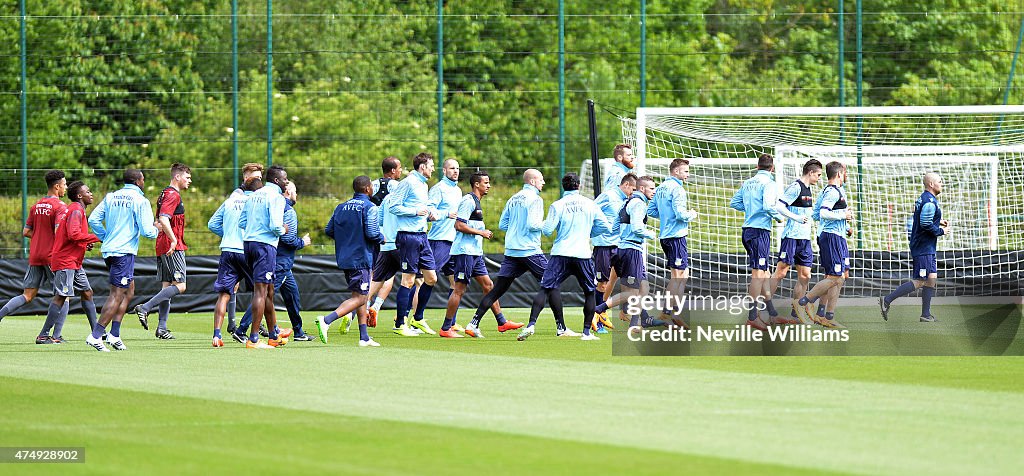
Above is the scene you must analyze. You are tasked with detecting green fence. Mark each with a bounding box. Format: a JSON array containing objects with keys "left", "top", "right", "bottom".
[{"left": 3, "top": 1, "right": 1024, "bottom": 257}]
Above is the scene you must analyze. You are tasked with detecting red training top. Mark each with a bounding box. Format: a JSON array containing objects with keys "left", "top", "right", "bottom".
[
  {"left": 25, "top": 196, "right": 66, "bottom": 267},
  {"left": 50, "top": 201, "right": 100, "bottom": 271},
  {"left": 155, "top": 186, "right": 187, "bottom": 255}
]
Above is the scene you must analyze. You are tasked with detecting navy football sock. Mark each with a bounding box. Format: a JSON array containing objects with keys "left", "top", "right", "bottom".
[
  {"left": 413, "top": 284, "right": 433, "bottom": 320},
  {"left": 885, "top": 281, "right": 918, "bottom": 305},
  {"left": 395, "top": 285, "right": 412, "bottom": 327},
  {"left": 921, "top": 286, "right": 935, "bottom": 317},
  {"left": 528, "top": 290, "right": 546, "bottom": 327},
  {"left": 91, "top": 323, "right": 106, "bottom": 340},
  {"left": 324, "top": 311, "right": 340, "bottom": 325}
]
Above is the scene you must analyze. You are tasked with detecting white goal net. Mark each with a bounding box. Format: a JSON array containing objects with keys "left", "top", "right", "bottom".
[{"left": 581, "top": 106, "right": 1024, "bottom": 297}]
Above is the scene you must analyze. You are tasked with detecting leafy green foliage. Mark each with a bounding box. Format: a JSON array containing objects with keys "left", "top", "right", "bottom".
[{"left": 1, "top": 1, "right": 1022, "bottom": 255}]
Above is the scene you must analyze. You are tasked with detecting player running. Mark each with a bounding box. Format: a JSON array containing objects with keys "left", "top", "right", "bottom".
[
  {"left": 464, "top": 169, "right": 547, "bottom": 332},
  {"left": 86, "top": 169, "right": 159, "bottom": 351},
  {"left": 0, "top": 170, "right": 68, "bottom": 341},
  {"left": 368, "top": 189, "right": 404, "bottom": 330},
  {"left": 237, "top": 181, "right": 313, "bottom": 341},
  {"left": 797, "top": 161, "right": 853, "bottom": 328},
  {"left": 648, "top": 159, "right": 699, "bottom": 327},
  {"left": 365, "top": 156, "right": 404, "bottom": 325},
  {"left": 427, "top": 159, "right": 463, "bottom": 329},
  {"left": 519, "top": 173, "right": 611, "bottom": 341},
  {"left": 607, "top": 176, "right": 660, "bottom": 338},
  {"left": 602, "top": 143, "right": 635, "bottom": 193},
  {"left": 371, "top": 155, "right": 403, "bottom": 206},
  {"left": 224, "top": 163, "right": 264, "bottom": 334},
  {"left": 45, "top": 181, "right": 102, "bottom": 346},
  {"left": 591, "top": 173, "right": 637, "bottom": 333},
  {"left": 317, "top": 176, "right": 384, "bottom": 346},
  {"left": 211, "top": 177, "right": 261, "bottom": 347},
  {"left": 438, "top": 171, "right": 521, "bottom": 338},
  {"left": 134, "top": 163, "right": 192, "bottom": 339},
  {"left": 388, "top": 153, "right": 441, "bottom": 336},
  {"left": 730, "top": 154, "right": 782, "bottom": 331},
  {"left": 767, "top": 159, "right": 823, "bottom": 325},
  {"left": 239, "top": 165, "right": 291, "bottom": 348},
  {"left": 879, "top": 172, "right": 949, "bottom": 322}
]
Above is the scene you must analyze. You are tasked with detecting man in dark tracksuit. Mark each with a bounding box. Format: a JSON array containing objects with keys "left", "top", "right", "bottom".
[{"left": 317, "top": 176, "right": 384, "bottom": 346}]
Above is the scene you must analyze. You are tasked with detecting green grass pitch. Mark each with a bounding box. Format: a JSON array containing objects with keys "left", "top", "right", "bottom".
[{"left": 1, "top": 305, "right": 1022, "bottom": 475}]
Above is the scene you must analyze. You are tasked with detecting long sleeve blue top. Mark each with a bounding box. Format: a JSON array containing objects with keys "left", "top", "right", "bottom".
[
  {"left": 619, "top": 192, "right": 656, "bottom": 251},
  {"left": 542, "top": 190, "right": 612, "bottom": 259},
  {"left": 592, "top": 187, "right": 627, "bottom": 247},
  {"left": 389, "top": 171, "right": 435, "bottom": 233},
  {"left": 647, "top": 176, "right": 696, "bottom": 238},
  {"left": 426, "top": 176, "right": 462, "bottom": 242},
  {"left": 239, "top": 182, "right": 286, "bottom": 246},
  {"left": 88, "top": 184, "right": 159, "bottom": 258},
  {"left": 498, "top": 184, "right": 545, "bottom": 257},
  {"left": 730, "top": 170, "right": 780, "bottom": 230},
  {"left": 208, "top": 189, "right": 251, "bottom": 254}
]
